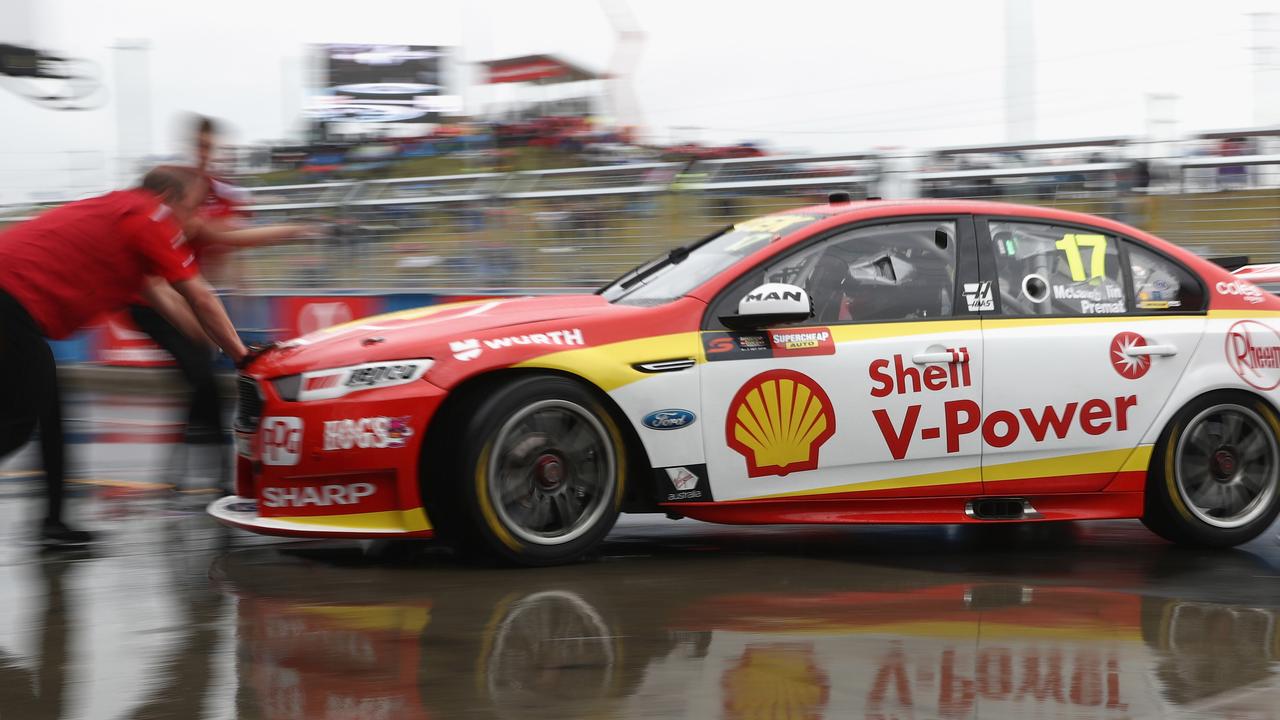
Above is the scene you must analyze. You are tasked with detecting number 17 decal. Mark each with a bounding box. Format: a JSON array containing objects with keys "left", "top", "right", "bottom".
[{"left": 1055, "top": 234, "right": 1109, "bottom": 282}]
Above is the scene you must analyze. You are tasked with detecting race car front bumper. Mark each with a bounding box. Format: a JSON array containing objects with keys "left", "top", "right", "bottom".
[
  {"left": 208, "top": 495, "right": 435, "bottom": 539},
  {"left": 211, "top": 371, "right": 447, "bottom": 540}
]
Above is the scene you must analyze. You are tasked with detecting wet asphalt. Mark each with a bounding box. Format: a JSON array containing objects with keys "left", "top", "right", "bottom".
[{"left": 2, "top": 394, "right": 1280, "bottom": 719}]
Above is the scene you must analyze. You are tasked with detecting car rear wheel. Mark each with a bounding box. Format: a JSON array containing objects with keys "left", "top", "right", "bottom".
[
  {"left": 445, "top": 376, "right": 625, "bottom": 566},
  {"left": 1143, "top": 392, "right": 1280, "bottom": 548}
]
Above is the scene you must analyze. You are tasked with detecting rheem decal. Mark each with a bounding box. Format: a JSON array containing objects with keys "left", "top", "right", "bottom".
[
  {"left": 1226, "top": 320, "right": 1280, "bottom": 390},
  {"left": 726, "top": 369, "right": 835, "bottom": 478}
]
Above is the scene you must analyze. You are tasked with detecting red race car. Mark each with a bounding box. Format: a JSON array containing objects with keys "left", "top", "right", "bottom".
[{"left": 213, "top": 198, "right": 1280, "bottom": 565}]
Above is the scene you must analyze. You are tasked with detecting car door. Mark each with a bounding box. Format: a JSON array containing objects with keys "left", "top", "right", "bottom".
[
  {"left": 698, "top": 216, "right": 986, "bottom": 503},
  {"left": 977, "top": 216, "right": 1207, "bottom": 494}
]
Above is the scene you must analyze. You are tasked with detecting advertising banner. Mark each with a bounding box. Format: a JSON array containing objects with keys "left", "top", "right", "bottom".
[
  {"left": 93, "top": 311, "right": 173, "bottom": 367},
  {"left": 275, "top": 296, "right": 385, "bottom": 341}
]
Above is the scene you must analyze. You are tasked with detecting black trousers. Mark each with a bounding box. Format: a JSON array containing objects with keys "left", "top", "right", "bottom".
[
  {"left": 127, "top": 305, "right": 226, "bottom": 444},
  {"left": 0, "top": 290, "right": 66, "bottom": 523}
]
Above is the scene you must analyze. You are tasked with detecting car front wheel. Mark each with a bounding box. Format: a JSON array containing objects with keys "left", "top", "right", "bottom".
[
  {"left": 447, "top": 376, "right": 626, "bottom": 566},
  {"left": 1143, "top": 392, "right": 1280, "bottom": 548}
]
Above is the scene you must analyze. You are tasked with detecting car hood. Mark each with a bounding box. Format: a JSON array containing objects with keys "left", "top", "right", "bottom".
[{"left": 252, "top": 295, "right": 615, "bottom": 377}]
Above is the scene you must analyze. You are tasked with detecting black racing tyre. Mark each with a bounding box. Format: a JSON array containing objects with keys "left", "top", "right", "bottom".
[
  {"left": 443, "top": 375, "right": 626, "bottom": 566},
  {"left": 1142, "top": 391, "right": 1280, "bottom": 548}
]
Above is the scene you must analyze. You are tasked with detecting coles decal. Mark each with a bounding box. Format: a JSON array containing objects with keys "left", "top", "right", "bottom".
[
  {"left": 1216, "top": 280, "right": 1265, "bottom": 305},
  {"left": 726, "top": 369, "right": 835, "bottom": 477},
  {"left": 1226, "top": 320, "right": 1280, "bottom": 390},
  {"left": 323, "top": 416, "right": 415, "bottom": 450},
  {"left": 867, "top": 347, "right": 1136, "bottom": 460}
]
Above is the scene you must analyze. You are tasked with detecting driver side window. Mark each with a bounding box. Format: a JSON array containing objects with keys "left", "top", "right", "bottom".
[{"left": 743, "top": 220, "right": 959, "bottom": 325}]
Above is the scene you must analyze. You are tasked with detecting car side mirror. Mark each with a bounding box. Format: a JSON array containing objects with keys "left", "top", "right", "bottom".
[{"left": 719, "top": 282, "right": 814, "bottom": 331}]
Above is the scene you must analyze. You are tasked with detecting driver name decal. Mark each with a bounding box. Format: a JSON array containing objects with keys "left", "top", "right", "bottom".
[{"left": 726, "top": 369, "right": 835, "bottom": 477}]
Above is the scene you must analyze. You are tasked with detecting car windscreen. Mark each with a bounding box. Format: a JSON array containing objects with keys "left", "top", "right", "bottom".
[{"left": 601, "top": 213, "right": 822, "bottom": 305}]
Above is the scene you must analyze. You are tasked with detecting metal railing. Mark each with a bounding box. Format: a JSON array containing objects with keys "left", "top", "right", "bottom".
[
  {"left": 217, "top": 153, "right": 881, "bottom": 292},
  {"left": 5, "top": 134, "right": 1280, "bottom": 290}
]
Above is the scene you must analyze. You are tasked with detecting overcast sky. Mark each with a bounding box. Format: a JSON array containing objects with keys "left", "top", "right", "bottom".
[{"left": 0, "top": 0, "right": 1276, "bottom": 202}]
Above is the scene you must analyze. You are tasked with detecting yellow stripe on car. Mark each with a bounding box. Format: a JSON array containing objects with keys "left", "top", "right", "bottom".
[
  {"left": 516, "top": 332, "right": 704, "bottom": 392},
  {"left": 295, "top": 605, "right": 431, "bottom": 633},
  {"left": 741, "top": 447, "right": 1152, "bottom": 501},
  {"left": 269, "top": 508, "right": 432, "bottom": 532}
]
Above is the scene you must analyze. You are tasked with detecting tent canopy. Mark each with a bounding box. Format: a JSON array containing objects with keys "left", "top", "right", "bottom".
[{"left": 480, "top": 54, "right": 602, "bottom": 85}]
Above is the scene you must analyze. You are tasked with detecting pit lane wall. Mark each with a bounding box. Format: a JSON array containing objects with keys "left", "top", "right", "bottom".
[{"left": 53, "top": 291, "right": 509, "bottom": 366}]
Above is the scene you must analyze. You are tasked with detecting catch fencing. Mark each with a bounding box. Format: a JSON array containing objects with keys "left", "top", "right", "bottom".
[
  {"left": 4, "top": 141, "right": 1280, "bottom": 293},
  {"left": 220, "top": 152, "right": 881, "bottom": 293}
]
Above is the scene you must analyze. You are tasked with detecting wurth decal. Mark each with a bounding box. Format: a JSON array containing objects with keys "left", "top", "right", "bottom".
[
  {"left": 726, "top": 369, "right": 835, "bottom": 477},
  {"left": 450, "top": 329, "right": 585, "bottom": 362}
]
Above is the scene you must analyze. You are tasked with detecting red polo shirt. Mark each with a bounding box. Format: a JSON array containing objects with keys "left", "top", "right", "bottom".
[{"left": 0, "top": 189, "right": 198, "bottom": 339}]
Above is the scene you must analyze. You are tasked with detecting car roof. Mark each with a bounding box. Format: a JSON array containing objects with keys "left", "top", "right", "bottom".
[
  {"left": 786, "top": 198, "right": 1125, "bottom": 224},
  {"left": 776, "top": 198, "right": 1207, "bottom": 267}
]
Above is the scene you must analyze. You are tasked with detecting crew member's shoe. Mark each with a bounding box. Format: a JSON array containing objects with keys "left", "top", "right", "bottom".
[{"left": 40, "top": 520, "right": 94, "bottom": 548}]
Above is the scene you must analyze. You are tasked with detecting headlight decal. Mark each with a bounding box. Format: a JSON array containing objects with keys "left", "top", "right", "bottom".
[{"left": 276, "top": 359, "right": 434, "bottom": 402}]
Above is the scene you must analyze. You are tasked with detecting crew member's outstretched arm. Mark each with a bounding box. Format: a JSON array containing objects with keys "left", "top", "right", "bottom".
[{"left": 155, "top": 275, "right": 246, "bottom": 363}]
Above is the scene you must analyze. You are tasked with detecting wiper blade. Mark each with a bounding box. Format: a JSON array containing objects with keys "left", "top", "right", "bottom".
[
  {"left": 619, "top": 245, "right": 691, "bottom": 290},
  {"left": 603, "top": 224, "right": 733, "bottom": 294}
]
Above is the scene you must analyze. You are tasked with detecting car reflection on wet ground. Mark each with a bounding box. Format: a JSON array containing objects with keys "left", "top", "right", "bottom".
[{"left": 2, "top": 395, "right": 1280, "bottom": 719}]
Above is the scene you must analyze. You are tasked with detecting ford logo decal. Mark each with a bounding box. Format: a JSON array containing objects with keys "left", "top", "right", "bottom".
[{"left": 642, "top": 409, "right": 696, "bottom": 430}]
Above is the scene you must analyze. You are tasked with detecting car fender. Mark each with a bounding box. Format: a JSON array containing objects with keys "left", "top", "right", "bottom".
[
  {"left": 421, "top": 302, "right": 710, "bottom": 481},
  {"left": 1139, "top": 317, "right": 1280, "bottom": 446}
]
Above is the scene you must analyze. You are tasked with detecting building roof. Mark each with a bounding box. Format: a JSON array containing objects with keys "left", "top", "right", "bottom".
[{"left": 479, "top": 54, "right": 601, "bottom": 85}]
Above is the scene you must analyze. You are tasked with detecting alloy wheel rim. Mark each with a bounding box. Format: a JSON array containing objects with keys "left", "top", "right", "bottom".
[
  {"left": 487, "top": 399, "right": 616, "bottom": 546},
  {"left": 1174, "top": 404, "right": 1279, "bottom": 529}
]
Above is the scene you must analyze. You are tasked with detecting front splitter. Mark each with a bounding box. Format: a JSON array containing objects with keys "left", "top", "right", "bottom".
[{"left": 207, "top": 495, "right": 435, "bottom": 540}]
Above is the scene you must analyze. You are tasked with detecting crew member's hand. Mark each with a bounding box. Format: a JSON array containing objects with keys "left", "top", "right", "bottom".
[
  {"left": 294, "top": 223, "right": 330, "bottom": 241},
  {"left": 237, "top": 342, "right": 278, "bottom": 370}
]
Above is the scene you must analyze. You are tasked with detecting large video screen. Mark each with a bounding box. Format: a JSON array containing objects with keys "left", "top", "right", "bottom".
[{"left": 308, "top": 44, "right": 459, "bottom": 126}]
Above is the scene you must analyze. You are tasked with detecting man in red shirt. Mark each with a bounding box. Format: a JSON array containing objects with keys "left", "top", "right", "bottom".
[
  {"left": 127, "top": 116, "right": 317, "bottom": 489},
  {"left": 0, "top": 165, "right": 252, "bottom": 546}
]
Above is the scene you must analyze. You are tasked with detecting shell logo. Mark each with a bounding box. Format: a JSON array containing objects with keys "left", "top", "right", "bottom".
[
  {"left": 722, "top": 644, "right": 829, "bottom": 720},
  {"left": 726, "top": 369, "right": 836, "bottom": 478}
]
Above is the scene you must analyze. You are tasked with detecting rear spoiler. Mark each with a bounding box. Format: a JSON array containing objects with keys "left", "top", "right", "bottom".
[{"left": 1207, "top": 255, "right": 1251, "bottom": 271}]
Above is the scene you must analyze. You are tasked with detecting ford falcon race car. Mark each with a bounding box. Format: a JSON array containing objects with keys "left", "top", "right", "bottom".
[{"left": 212, "top": 198, "right": 1280, "bottom": 565}]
